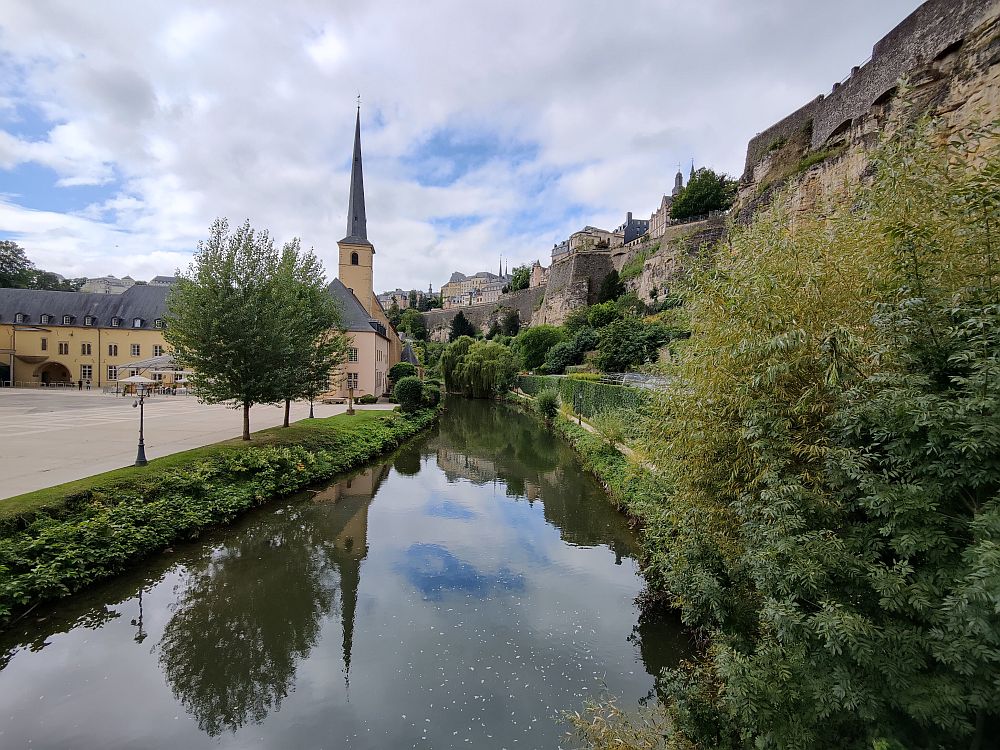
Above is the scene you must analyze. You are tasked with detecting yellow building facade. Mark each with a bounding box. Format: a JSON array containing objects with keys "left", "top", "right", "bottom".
[{"left": 0, "top": 285, "right": 174, "bottom": 387}]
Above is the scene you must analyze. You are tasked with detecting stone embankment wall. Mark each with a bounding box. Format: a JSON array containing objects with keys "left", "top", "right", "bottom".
[
  {"left": 534, "top": 250, "right": 614, "bottom": 325},
  {"left": 622, "top": 218, "right": 728, "bottom": 303},
  {"left": 743, "top": 0, "right": 994, "bottom": 176},
  {"left": 738, "top": 4, "right": 1000, "bottom": 222},
  {"left": 422, "top": 286, "right": 545, "bottom": 342}
]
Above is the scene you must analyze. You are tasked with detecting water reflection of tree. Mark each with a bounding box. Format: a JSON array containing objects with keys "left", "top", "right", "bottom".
[
  {"left": 157, "top": 466, "right": 386, "bottom": 736},
  {"left": 435, "top": 398, "right": 639, "bottom": 560}
]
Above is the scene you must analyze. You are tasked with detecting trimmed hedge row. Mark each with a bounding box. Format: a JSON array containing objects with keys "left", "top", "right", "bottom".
[
  {"left": 0, "top": 409, "right": 438, "bottom": 624},
  {"left": 518, "top": 374, "right": 648, "bottom": 418}
]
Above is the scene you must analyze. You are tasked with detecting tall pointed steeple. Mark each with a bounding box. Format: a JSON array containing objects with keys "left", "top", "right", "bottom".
[{"left": 342, "top": 106, "right": 370, "bottom": 245}]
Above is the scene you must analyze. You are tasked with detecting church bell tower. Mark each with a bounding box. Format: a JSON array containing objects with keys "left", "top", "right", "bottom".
[{"left": 338, "top": 107, "right": 376, "bottom": 316}]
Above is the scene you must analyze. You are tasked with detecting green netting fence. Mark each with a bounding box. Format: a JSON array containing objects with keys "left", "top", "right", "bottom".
[{"left": 517, "top": 375, "right": 648, "bottom": 419}]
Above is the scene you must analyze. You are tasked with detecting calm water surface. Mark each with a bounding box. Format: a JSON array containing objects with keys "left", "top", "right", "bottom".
[{"left": 0, "top": 399, "right": 686, "bottom": 749}]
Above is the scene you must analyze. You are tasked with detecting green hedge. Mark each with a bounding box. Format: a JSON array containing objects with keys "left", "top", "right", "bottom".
[
  {"left": 518, "top": 375, "right": 648, "bottom": 418},
  {"left": 0, "top": 409, "right": 438, "bottom": 623}
]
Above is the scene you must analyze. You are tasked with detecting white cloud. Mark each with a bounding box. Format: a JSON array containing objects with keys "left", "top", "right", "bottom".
[{"left": 0, "top": 0, "right": 924, "bottom": 290}]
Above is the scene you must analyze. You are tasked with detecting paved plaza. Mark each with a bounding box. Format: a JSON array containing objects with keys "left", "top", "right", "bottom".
[{"left": 0, "top": 389, "right": 390, "bottom": 499}]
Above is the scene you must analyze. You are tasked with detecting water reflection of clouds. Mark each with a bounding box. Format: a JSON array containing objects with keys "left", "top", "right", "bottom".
[
  {"left": 396, "top": 543, "right": 525, "bottom": 600},
  {"left": 425, "top": 499, "right": 478, "bottom": 520}
]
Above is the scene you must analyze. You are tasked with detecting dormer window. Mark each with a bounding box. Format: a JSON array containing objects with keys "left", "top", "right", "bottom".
[
  {"left": 15, "top": 313, "right": 26, "bottom": 324},
  {"left": 154, "top": 318, "right": 164, "bottom": 329},
  {"left": 111, "top": 317, "right": 121, "bottom": 327},
  {"left": 40, "top": 314, "right": 52, "bottom": 324},
  {"left": 62, "top": 315, "right": 72, "bottom": 325},
  {"left": 84, "top": 315, "right": 95, "bottom": 326},
  {"left": 132, "top": 317, "right": 143, "bottom": 328}
]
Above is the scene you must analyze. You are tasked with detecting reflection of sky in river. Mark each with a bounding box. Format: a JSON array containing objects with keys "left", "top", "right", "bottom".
[{"left": 0, "top": 402, "right": 686, "bottom": 750}]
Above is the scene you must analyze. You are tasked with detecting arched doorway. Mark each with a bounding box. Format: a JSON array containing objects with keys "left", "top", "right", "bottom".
[{"left": 36, "top": 362, "right": 72, "bottom": 386}]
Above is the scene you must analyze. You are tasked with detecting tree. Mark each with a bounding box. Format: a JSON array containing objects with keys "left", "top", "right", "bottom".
[
  {"left": 398, "top": 308, "right": 427, "bottom": 340},
  {"left": 1, "top": 241, "right": 34, "bottom": 288},
  {"left": 542, "top": 340, "right": 578, "bottom": 374},
  {"left": 485, "top": 320, "right": 501, "bottom": 339},
  {"left": 503, "top": 265, "right": 530, "bottom": 294},
  {"left": 595, "top": 318, "right": 672, "bottom": 372},
  {"left": 449, "top": 310, "right": 475, "bottom": 341},
  {"left": 166, "top": 219, "right": 299, "bottom": 440},
  {"left": 408, "top": 289, "right": 418, "bottom": 309},
  {"left": 387, "top": 299, "right": 402, "bottom": 328},
  {"left": 272, "top": 240, "right": 349, "bottom": 427},
  {"left": 442, "top": 338, "right": 517, "bottom": 399},
  {"left": 587, "top": 301, "right": 620, "bottom": 328},
  {"left": 512, "top": 325, "right": 565, "bottom": 370},
  {"left": 388, "top": 361, "right": 417, "bottom": 383},
  {"left": 392, "top": 375, "right": 424, "bottom": 412},
  {"left": 597, "top": 269, "right": 625, "bottom": 302},
  {"left": 670, "top": 167, "right": 737, "bottom": 220},
  {"left": 500, "top": 309, "right": 521, "bottom": 336}
]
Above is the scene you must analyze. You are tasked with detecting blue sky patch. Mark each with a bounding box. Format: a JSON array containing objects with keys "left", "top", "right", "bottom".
[
  {"left": 396, "top": 543, "right": 524, "bottom": 600},
  {"left": 403, "top": 127, "right": 539, "bottom": 188},
  {"left": 425, "top": 500, "right": 478, "bottom": 521}
]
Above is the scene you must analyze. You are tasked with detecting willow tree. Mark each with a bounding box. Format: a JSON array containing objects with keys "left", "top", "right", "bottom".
[{"left": 166, "top": 219, "right": 322, "bottom": 440}]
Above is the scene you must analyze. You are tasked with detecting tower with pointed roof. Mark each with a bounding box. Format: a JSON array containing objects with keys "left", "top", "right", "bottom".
[{"left": 338, "top": 107, "right": 377, "bottom": 317}]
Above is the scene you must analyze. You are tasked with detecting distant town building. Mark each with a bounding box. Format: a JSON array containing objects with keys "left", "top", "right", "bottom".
[
  {"left": 149, "top": 276, "right": 178, "bottom": 287},
  {"left": 530, "top": 261, "right": 549, "bottom": 288},
  {"left": 648, "top": 167, "right": 688, "bottom": 240},
  {"left": 614, "top": 212, "right": 650, "bottom": 246},
  {"left": 440, "top": 270, "right": 508, "bottom": 309},
  {"left": 79, "top": 275, "right": 136, "bottom": 295},
  {"left": 376, "top": 288, "right": 430, "bottom": 310},
  {"left": 551, "top": 226, "right": 622, "bottom": 262}
]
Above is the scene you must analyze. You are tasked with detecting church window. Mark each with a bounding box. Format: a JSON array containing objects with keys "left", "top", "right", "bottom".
[{"left": 351, "top": 252, "right": 359, "bottom": 265}]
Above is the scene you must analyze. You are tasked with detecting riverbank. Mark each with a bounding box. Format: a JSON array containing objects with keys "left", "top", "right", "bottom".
[{"left": 0, "top": 408, "right": 439, "bottom": 625}]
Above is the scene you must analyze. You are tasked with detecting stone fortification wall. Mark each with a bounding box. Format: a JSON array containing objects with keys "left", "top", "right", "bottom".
[
  {"left": 535, "top": 250, "right": 614, "bottom": 325},
  {"left": 744, "top": 0, "right": 996, "bottom": 176},
  {"left": 622, "top": 218, "right": 728, "bottom": 302},
  {"left": 422, "top": 286, "right": 545, "bottom": 341}
]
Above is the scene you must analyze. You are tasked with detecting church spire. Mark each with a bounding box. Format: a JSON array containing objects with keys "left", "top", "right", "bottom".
[{"left": 342, "top": 106, "right": 369, "bottom": 245}]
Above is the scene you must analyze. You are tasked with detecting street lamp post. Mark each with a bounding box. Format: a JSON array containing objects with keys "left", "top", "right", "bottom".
[{"left": 133, "top": 386, "right": 148, "bottom": 466}]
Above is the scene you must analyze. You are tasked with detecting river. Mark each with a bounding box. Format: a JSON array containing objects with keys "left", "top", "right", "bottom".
[{"left": 0, "top": 399, "right": 686, "bottom": 749}]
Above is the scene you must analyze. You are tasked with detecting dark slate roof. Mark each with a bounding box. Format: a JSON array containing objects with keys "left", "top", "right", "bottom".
[
  {"left": 0, "top": 284, "right": 170, "bottom": 329},
  {"left": 327, "top": 278, "right": 387, "bottom": 338},
  {"left": 401, "top": 343, "right": 420, "bottom": 366},
  {"left": 150, "top": 275, "right": 178, "bottom": 284},
  {"left": 340, "top": 108, "right": 371, "bottom": 247}
]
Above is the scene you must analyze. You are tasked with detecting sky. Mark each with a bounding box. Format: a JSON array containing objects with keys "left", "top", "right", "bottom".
[{"left": 0, "top": 0, "right": 923, "bottom": 293}]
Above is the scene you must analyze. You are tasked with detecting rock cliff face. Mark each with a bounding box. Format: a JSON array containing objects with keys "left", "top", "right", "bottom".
[{"left": 738, "top": 3, "right": 1000, "bottom": 222}]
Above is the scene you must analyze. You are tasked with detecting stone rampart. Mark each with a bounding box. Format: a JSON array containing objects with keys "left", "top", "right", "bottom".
[
  {"left": 422, "top": 286, "right": 545, "bottom": 341},
  {"left": 535, "top": 250, "right": 614, "bottom": 325},
  {"left": 744, "top": 0, "right": 996, "bottom": 175}
]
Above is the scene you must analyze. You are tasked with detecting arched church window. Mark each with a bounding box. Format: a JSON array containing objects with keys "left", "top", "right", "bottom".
[{"left": 351, "top": 252, "right": 359, "bottom": 265}]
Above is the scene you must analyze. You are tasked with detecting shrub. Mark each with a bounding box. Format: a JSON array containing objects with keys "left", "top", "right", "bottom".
[
  {"left": 542, "top": 340, "right": 579, "bottom": 374},
  {"left": 388, "top": 362, "right": 417, "bottom": 382},
  {"left": 421, "top": 383, "right": 441, "bottom": 407},
  {"left": 357, "top": 393, "right": 378, "bottom": 404},
  {"left": 535, "top": 388, "right": 559, "bottom": 421},
  {"left": 392, "top": 376, "right": 424, "bottom": 412},
  {"left": 500, "top": 309, "right": 521, "bottom": 336},
  {"left": 513, "top": 325, "right": 565, "bottom": 370},
  {"left": 587, "top": 302, "right": 619, "bottom": 329},
  {"left": 563, "top": 307, "right": 591, "bottom": 333},
  {"left": 596, "top": 318, "right": 675, "bottom": 372}
]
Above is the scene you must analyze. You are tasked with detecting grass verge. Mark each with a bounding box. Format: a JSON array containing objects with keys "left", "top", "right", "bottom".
[{"left": 0, "top": 408, "right": 438, "bottom": 624}]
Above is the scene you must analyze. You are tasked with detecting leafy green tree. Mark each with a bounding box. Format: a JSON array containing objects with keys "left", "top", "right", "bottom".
[
  {"left": 563, "top": 307, "right": 591, "bottom": 333},
  {"left": 388, "top": 361, "right": 417, "bottom": 383},
  {"left": 0, "top": 240, "right": 33, "bottom": 288},
  {"left": 440, "top": 336, "right": 474, "bottom": 392},
  {"left": 587, "top": 301, "right": 620, "bottom": 329},
  {"left": 500, "top": 309, "right": 521, "bottom": 336},
  {"left": 542, "top": 340, "right": 578, "bottom": 374},
  {"left": 512, "top": 325, "right": 565, "bottom": 371},
  {"left": 392, "top": 375, "right": 424, "bottom": 412},
  {"left": 503, "top": 265, "right": 530, "bottom": 293},
  {"left": 450, "top": 340, "right": 517, "bottom": 398},
  {"left": 398, "top": 308, "right": 427, "bottom": 340},
  {"left": 597, "top": 269, "right": 625, "bottom": 302},
  {"left": 449, "top": 310, "right": 476, "bottom": 341},
  {"left": 408, "top": 289, "right": 418, "bottom": 309},
  {"left": 386, "top": 299, "right": 402, "bottom": 328},
  {"left": 595, "top": 319, "right": 672, "bottom": 371},
  {"left": 535, "top": 388, "right": 559, "bottom": 421},
  {"left": 485, "top": 320, "right": 501, "bottom": 339},
  {"left": 166, "top": 219, "right": 297, "bottom": 440},
  {"left": 273, "top": 239, "right": 349, "bottom": 427},
  {"left": 670, "top": 167, "right": 737, "bottom": 220}
]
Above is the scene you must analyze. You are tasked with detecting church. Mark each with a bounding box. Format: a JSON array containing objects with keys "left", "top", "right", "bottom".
[{"left": 327, "top": 107, "right": 404, "bottom": 399}]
